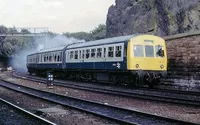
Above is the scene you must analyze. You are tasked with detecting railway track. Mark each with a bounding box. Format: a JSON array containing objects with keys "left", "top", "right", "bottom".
[
  {"left": 0, "top": 80, "right": 198, "bottom": 125},
  {"left": 0, "top": 98, "right": 56, "bottom": 125},
  {"left": 13, "top": 72, "right": 200, "bottom": 107}
]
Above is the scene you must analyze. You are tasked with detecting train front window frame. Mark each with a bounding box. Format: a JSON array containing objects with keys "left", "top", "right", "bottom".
[
  {"left": 155, "top": 45, "right": 165, "bottom": 57},
  {"left": 134, "top": 45, "right": 144, "bottom": 57},
  {"left": 145, "top": 45, "right": 154, "bottom": 57}
]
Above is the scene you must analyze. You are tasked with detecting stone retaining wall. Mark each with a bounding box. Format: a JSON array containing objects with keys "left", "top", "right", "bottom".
[
  {"left": 163, "top": 32, "right": 200, "bottom": 90},
  {"left": 165, "top": 32, "right": 200, "bottom": 73}
]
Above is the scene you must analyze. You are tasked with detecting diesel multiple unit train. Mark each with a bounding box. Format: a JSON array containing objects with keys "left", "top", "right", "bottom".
[{"left": 27, "top": 34, "right": 167, "bottom": 87}]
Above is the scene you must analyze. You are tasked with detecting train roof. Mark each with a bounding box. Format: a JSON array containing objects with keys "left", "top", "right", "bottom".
[
  {"left": 67, "top": 34, "right": 138, "bottom": 49},
  {"left": 38, "top": 46, "right": 66, "bottom": 53}
]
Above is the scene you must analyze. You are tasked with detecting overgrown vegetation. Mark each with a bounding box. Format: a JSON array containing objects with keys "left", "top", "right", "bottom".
[
  {"left": 63, "top": 24, "right": 106, "bottom": 41},
  {"left": 0, "top": 25, "right": 35, "bottom": 57},
  {"left": 0, "top": 24, "right": 107, "bottom": 57}
]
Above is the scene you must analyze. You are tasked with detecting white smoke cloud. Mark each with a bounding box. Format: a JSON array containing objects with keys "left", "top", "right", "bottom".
[{"left": 10, "top": 35, "right": 85, "bottom": 71}]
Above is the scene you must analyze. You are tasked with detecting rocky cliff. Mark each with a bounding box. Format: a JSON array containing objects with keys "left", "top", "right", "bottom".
[{"left": 106, "top": 0, "right": 200, "bottom": 37}]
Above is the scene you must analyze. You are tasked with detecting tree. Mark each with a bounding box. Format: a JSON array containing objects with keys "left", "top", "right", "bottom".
[
  {"left": 63, "top": 24, "right": 107, "bottom": 41},
  {"left": 21, "top": 29, "right": 31, "bottom": 34},
  {"left": 91, "top": 24, "right": 106, "bottom": 40},
  {"left": 0, "top": 25, "right": 8, "bottom": 33}
]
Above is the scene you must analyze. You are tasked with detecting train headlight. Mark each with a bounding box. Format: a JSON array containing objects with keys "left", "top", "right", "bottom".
[
  {"left": 160, "top": 65, "right": 164, "bottom": 69},
  {"left": 136, "top": 64, "right": 139, "bottom": 68}
]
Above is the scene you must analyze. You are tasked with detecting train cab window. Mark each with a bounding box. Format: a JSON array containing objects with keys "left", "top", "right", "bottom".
[
  {"left": 97, "top": 48, "right": 102, "bottom": 58},
  {"left": 115, "top": 46, "right": 122, "bottom": 57},
  {"left": 145, "top": 45, "right": 154, "bottom": 57},
  {"left": 70, "top": 51, "right": 74, "bottom": 59},
  {"left": 82, "top": 50, "right": 85, "bottom": 59},
  {"left": 86, "top": 49, "right": 90, "bottom": 59},
  {"left": 79, "top": 50, "right": 82, "bottom": 59},
  {"left": 134, "top": 45, "right": 144, "bottom": 57},
  {"left": 91, "top": 49, "right": 96, "bottom": 58},
  {"left": 156, "top": 45, "right": 165, "bottom": 57},
  {"left": 75, "top": 51, "right": 78, "bottom": 59},
  {"left": 108, "top": 47, "right": 114, "bottom": 57}
]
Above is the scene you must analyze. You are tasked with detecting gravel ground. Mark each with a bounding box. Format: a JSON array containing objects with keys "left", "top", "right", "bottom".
[
  {"left": 0, "top": 87, "right": 119, "bottom": 125},
  {"left": 1, "top": 71, "right": 200, "bottom": 124},
  {"left": 0, "top": 100, "right": 46, "bottom": 125}
]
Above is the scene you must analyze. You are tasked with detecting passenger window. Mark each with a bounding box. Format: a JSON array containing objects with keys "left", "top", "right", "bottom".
[
  {"left": 97, "top": 48, "right": 102, "bottom": 58},
  {"left": 49, "top": 56, "right": 52, "bottom": 62},
  {"left": 79, "top": 50, "right": 81, "bottom": 59},
  {"left": 60, "top": 52, "right": 62, "bottom": 61},
  {"left": 91, "top": 49, "right": 96, "bottom": 58},
  {"left": 82, "top": 50, "right": 85, "bottom": 59},
  {"left": 75, "top": 51, "right": 78, "bottom": 59},
  {"left": 57, "top": 55, "right": 60, "bottom": 61},
  {"left": 54, "top": 54, "right": 57, "bottom": 61},
  {"left": 86, "top": 49, "right": 90, "bottom": 59},
  {"left": 104, "top": 48, "right": 106, "bottom": 58},
  {"left": 115, "top": 46, "right": 122, "bottom": 57},
  {"left": 44, "top": 56, "right": 46, "bottom": 62},
  {"left": 108, "top": 47, "right": 114, "bottom": 57},
  {"left": 134, "top": 45, "right": 144, "bottom": 57},
  {"left": 145, "top": 45, "right": 154, "bottom": 57},
  {"left": 156, "top": 45, "right": 164, "bottom": 57},
  {"left": 70, "top": 51, "right": 74, "bottom": 59},
  {"left": 40, "top": 55, "right": 42, "bottom": 62}
]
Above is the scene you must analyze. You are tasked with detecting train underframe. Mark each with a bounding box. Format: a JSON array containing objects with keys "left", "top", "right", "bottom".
[{"left": 28, "top": 68, "right": 166, "bottom": 88}]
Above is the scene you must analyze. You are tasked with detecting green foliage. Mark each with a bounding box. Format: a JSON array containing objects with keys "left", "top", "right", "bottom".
[
  {"left": 21, "top": 29, "right": 31, "bottom": 34},
  {"left": 0, "top": 24, "right": 107, "bottom": 57},
  {"left": 0, "top": 25, "right": 8, "bottom": 33},
  {"left": 63, "top": 24, "right": 106, "bottom": 41},
  {"left": 0, "top": 26, "right": 35, "bottom": 57},
  {"left": 91, "top": 24, "right": 107, "bottom": 40}
]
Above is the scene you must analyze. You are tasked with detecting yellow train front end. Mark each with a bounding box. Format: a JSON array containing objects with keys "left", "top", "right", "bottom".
[{"left": 127, "top": 35, "right": 167, "bottom": 87}]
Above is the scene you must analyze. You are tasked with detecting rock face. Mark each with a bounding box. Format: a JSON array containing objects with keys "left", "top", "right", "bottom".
[{"left": 106, "top": 0, "right": 200, "bottom": 37}]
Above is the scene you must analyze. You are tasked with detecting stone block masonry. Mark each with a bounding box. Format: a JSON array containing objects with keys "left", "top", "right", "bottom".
[
  {"left": 163, "top": 32, "right": 200, "bottom": 90},
  {"left": 165, "top": 32, "right": 200, "bottom": 73}
]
